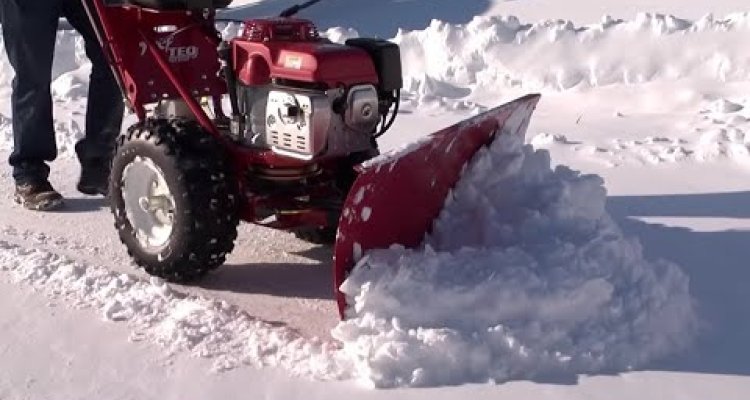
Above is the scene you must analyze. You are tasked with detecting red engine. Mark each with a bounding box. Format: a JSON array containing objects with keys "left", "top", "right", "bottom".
[
  {"left": 235, "top": 19, "right": 378, "bottom": 87},
  {"left": 224, "top": 18, "right": 402, "bottom": 161}
]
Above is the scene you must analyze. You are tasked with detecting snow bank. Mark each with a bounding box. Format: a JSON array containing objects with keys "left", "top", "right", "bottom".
[
  {"left": 0, "top": 30, "right": 89, "bottom": 154},
  {"left": 0, "top": 29, "right": 86, "bottom": 90},
  {"left": 395, "top": 12, "right": 750, "bottom": 100},
  {"left": 335, "top": 133, "right": 696, "bottom": 387}
]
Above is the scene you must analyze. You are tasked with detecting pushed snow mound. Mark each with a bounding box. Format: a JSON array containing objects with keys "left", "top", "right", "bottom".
[{"left": 335, "top": 134, "right": 696, "bottom": 388}]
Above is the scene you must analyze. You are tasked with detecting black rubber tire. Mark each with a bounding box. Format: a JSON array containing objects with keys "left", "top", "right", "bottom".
[{"left": 110, "top": 118, "right": 239, "bottom": 282}]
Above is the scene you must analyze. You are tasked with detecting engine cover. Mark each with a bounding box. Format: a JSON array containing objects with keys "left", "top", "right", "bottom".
[
  {"left": 258, "top": 85, "right": 380, "bottom": 161},
  {"left": 265, "top": 90, "right": 332, "bottom": 160},
  {"left": 232, "top": 18, "right": 379, "bottom": 88}
]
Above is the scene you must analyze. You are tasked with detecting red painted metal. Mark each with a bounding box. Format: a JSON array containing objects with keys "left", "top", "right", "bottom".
[
  {"left": 332, "top": 94, "right": 542, "bottom": 318},
  {"left": 238, "top": 54, "right": 272, "bottom": 86},
  {"left": 233, "top": 19, "right": 379, "bottom": 88},
  {"left": 89, "top": 1, "right": 226, "bottom": 115},
  {"left": 141, "top": 34, "right": 219, "bottom": 136}
]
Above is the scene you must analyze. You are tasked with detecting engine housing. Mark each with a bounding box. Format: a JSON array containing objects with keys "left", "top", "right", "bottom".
[{"left": 231, "top": 18, "right": 401, "bottom": 161}]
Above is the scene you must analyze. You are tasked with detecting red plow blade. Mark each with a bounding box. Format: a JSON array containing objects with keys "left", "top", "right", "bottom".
[{"left": 333, "top": 94, "right": 542, "bottom": 318}]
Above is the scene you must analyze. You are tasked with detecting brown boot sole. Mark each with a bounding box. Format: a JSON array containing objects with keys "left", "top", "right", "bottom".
[{"left": 14, "top": 195, "right": 65, "bottom": 212}]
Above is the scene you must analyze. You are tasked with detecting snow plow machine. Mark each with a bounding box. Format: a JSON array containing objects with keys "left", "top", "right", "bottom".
[{"left": 84, "top": 0, "right": 540, "bottom": 317}]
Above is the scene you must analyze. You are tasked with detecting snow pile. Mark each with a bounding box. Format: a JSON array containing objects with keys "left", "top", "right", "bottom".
[
  {"left": 0, "top": 29, "right": 89, "bottom": 153},
  {"left": 394, "top": 12, "right": 750, "bottom": 100},
  {"left": 51, "top": 67, "right": 90, "bottom": 100},
  {"left": 0, "top": 29, "right": 85, "bottom": 89},
  {"left": 335, "top": 133, "right": 696, "bottom": 387}
]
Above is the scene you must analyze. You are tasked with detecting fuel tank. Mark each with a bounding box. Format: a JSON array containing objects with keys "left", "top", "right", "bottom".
[{"left": 232, "top": 18, "right": 379, "bottom": 88}]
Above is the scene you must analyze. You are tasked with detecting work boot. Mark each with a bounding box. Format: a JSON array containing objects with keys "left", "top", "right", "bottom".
[
  {"left": 78, "top": 160, "right": 111, "bottom": 196},
  {"left": 14, "top": 181, "right": 64, "bottom": 211}
]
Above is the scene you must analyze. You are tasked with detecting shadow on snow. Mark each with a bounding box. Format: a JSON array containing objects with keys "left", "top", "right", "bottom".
[{"left": 607, "top": 191, "right": 750, "bottom": 377}]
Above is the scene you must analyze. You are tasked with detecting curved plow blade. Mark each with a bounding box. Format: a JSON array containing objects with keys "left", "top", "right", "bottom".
[{"left": 333, "top": 94, "right": 542, "bottom": 318}]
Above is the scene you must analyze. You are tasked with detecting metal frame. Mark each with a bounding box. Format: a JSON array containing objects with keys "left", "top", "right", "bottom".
[{"left": 83, "top": 0, "right": 224, "bottom": 136}]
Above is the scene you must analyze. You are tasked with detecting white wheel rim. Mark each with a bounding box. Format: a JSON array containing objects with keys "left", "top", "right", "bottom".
[{"left": 121, "top": 156, "right": 176, "bottom": 250}]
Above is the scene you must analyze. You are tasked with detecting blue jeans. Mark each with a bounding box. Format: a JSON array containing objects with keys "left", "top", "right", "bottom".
[{"left": 0, "top": 0, "right": 124, "bottom": 184}]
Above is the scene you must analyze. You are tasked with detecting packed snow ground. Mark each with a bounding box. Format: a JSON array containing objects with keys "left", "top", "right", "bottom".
[{"left": 1, "top": 0, "right": 750, "bottom": 398}]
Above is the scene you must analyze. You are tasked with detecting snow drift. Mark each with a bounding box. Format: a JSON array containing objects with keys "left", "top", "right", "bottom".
[
  {"left": 5, "top": 12, "right": 750, "bottom": 96},
  {"left": 395, "top": 12, "right": 750, "bottom": 95}
]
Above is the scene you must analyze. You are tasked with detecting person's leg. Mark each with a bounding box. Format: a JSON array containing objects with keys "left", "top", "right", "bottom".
[
  {"left": 62, "top": 0, "right": 124, "bottom": 195},
  {"left": 1, "top": 0, "right": 65, "bottom": 210},
  {"left": 1, "top": 0, "right": 62, "bottom": 185}
]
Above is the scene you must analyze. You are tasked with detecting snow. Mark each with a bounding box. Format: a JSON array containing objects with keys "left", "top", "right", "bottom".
[
  {"left": 392, "top": 12, "right": 750, "bottom": 105},
  {"left": 3, "top": 133, "right": 697, "bottom": 388},
  {"left": 1, "top": 0, "right": 750, "bottom": 398},
  {"left": 0, "top": 232, "right": 350, "bottom": 378},
  {"left": 337, "top": 134, "right": 695, "bottom": 388}
]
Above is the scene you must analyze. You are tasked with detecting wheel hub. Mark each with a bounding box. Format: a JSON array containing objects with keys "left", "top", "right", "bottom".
[{"left": 121, "top": 156, "right": 176, "bottom": 250}]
